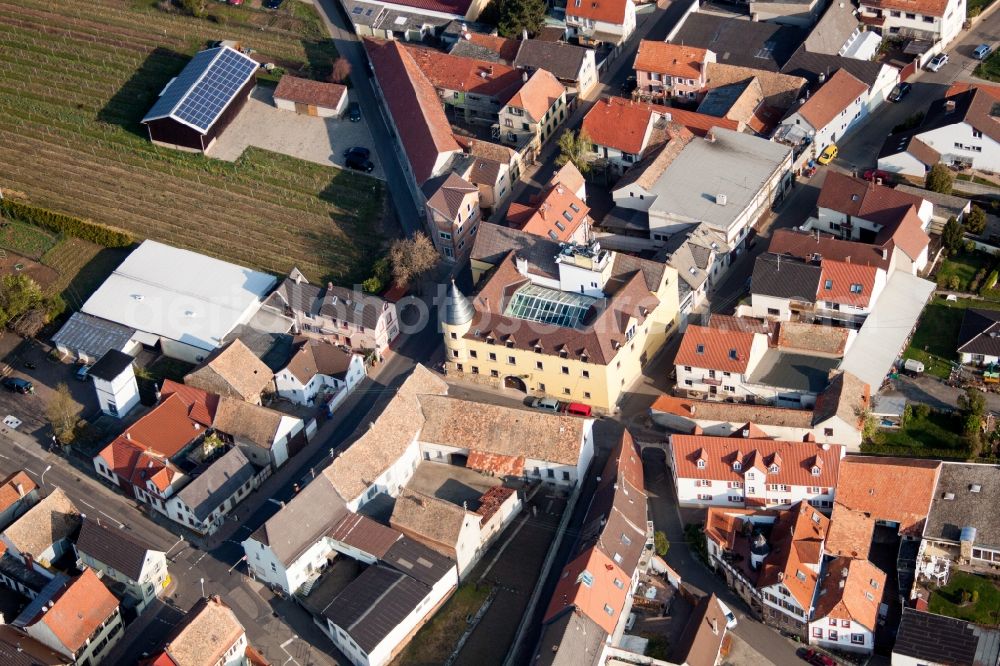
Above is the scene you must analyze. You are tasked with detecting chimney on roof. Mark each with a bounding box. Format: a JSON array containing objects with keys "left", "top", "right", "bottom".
[
  {"left": 14, "top": 483, "right": 23, "bottom": 498},
  {"left": 881, "top": 247, "right": 888, "bottom": 260},
  {"left": 946, "top": 100, "right": 957, "bottom": 112},
  {"left": 125, "top": 432, "right": 131, "bottom": 440},
  {"left": 710, "top": 617, "right": 719, "bottom": 635}
]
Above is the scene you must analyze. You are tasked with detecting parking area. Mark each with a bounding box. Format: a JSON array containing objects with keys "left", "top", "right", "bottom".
[{"left": 209, "top": 86, "right": 385, "bottom": 179}]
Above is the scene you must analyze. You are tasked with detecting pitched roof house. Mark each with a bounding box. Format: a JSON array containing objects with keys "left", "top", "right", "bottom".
[
  {"left": 892, "top": 607, "right": 1000, "bottom": 666},
  {"left": 514, "top": 40, "right": 598, "bottom": 95},
  {"left": 183, "top": 339, "right": 273, "bottom": 404},
  {"left": 633, "top": 42, "right": 716, "bottom": 102},
  {"left": 1, "top": 487, "right": 81, "bottom": 568},
  {"left": 565, "top": 0, "right": 637, "bottom": 46},
  {"left": 957, "top": 308, "right": 1000, "bottom": 365},
  {"left": 0, "top": 471, "right": 39, "bottom": 532},
  {"left": 149, "top": 596, "right": 250, "bottom": 666},
  {"left": 808, "top": 557, "right": 886, "bottom": 654},
  {"left": 672, "top": 14, "right": 806, "bottom": 71},
  {"left": 75, "top": 517, "right": 170, "bottom": 612},
  {"left": 775, "top": 68, "right": 869, "bottom": 154}
]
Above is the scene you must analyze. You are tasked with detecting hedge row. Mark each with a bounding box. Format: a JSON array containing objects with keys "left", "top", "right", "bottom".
[{"left": 0, "top": 199, "right": 133, "bottom": 248}]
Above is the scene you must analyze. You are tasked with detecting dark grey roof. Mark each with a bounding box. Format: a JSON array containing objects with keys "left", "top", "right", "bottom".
[
  {"left": 342, "top": 0, "right": 385, "bottom": 26},
  {"left": 443, "top": 281, "right": 474, "bottom": 326},
  {"left": 266, "top": 274, "right": 390, "bottom": 331},
  {"left": 250, "top": 473, "right": 349, "bottom": 565},
  {"left": 321, "top": 565, "right": 431, "bottom": 654},
  {"left": 87, "top": 349, "right": 135, "bottom": 382},
  {"left": 750, "top": 254, "right": 821, "bottom": 301},
  {"left": 514, "top": 40, "right": 589, "bottom": 81},
  {"left": 957, "top": 308, "right": 1000, "bottom": 356},
  {"left": 697, "top": 80, "right": 753, "bottom": 117},
  {"left": 382, "top": 536, "right": 455, "bottom": 587},
  {"left": 598, "top": 206, "right": 650, "bottom": 234},
  {"left": 895, "top": 185, "right": 971, "bottom": 219},
  {"left": 13, "top": 575, "right": 69, "bottom": 630},
  {"left": 223, "top": 324, "right": 295, "bottom": 372},
  {"left": 75, "top": 517, "right": 158, "bottom": 581},
  {"left": 0, "top": 625, "right": 68, "bottom": 666},
  {"left": 51, "top": 312, "right": 136, "bottom": 361},
  {"left": 748, "top": 349, "right": 839, "bottom": 393},
  {"left": 672, "top": 14, "right": 805, "bottom": 71},
  {"left": 925, "top": 462, "right": 1000, "bottom": 549},
  {"left": 142, "top": 47, "right": 258, "bottom": 133},
  {"left": 471, "top": 222, "right": 562, "bottom": 277},
  {"left": 803, "top": 0, "right": 860, "bottom": 56},
  {"left": 533, "top": 609, "right": 608, "bottom": 666},
  {"left": 780, "top": 45, "right": 885, "bottom": 87},
  {"left": 177, "top": 448, "right": 257, "bottom": 523},
  {"left": 893, "top": 608, "right": 995, "bottom": 666},
  {"left": 0, "top": 552, "right": 50, "bottom": 594},
  {"left": 450, "top": 40, "right": 508, "bottom": 63}
]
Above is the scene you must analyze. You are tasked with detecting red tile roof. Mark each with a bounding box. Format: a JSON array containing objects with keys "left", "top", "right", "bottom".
[
  {"left": 403, "top": 44, "right": 524, "bottom": 99},
  {"left": 817, "top": 172, "right": 927, "bottom": 227},
  {"left": 363, "top": 39, "right": 461, "bottom": 184},
  {"left": 768, "top": 229, "right": 892, "bottom": 271},
  {"left": 475, "top": 486, "right": 516, "bottom": 525},
  {"left": 467, "top": 450, "right": 525, "bottom": 477},
  {"left": 544, "top": 547, "right": 630, "bottom": 634},
  {"left": 756, "top": 502, "right": 829, "bottom": 608},
  {"left": 861, "top": 0, "right": 949, "bottom": 17},
  {"left": 376, "top": 0, "right": 474, "bottom": 16},
  {"left": 817, "top": 259, "right": 879, "bottom": 307},
  {"left": 0, "top": 471, "right": 36, "bottom": 514},
  {"left": 674, "top": 324, "right": 757, "bottom": 373},
  {"left": 160, "top": 380, "right": 217, "bottom": 427},
  {"left": 704, "top": 507, "right": 765, "bottom": 550},
  {"left": 514, "top": 182, "right": 589, "bottom": 242},
  {"left": 464, "top": 33, "right": 520, "bottom": 62},
  {"left": 273, "top": 76, "right": 347, "bottom": 109},
  {"left": 945, "top": 81, "right": 1000, "bottom": 99},
  {"left": 664, "top": 106, "right": 740, "bottom": 137},
  {"left": 887, "top": 205, "right": 931, "bottom": 262},
  {"left": 671, "top": 435, "right": 843, "bottom": 488},
  {"left": 813, "top": 557, "right": 886, "bottom": 631},
  {"left": 828, "top": 456, "right": 940, "bottom": 536},
  {"left": 506, "top": 69, "right": 564, "bottom": 121},
  {"left": 797, "top": 69, "right": 868, "bottom": 131},
  {"left": 566, "top": 0, "right": 630, "bottom": 24},
  {"left": 582, "top": 98, "right": 738, "bottom": 155},
  {"left": 634, "top": 41, "right": 711, "bottom": 79},
  {"left": 36, "top": 569, "right": 118, "bottom": 654}
]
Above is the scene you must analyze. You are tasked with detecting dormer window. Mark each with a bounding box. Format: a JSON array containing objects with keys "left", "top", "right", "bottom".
[
  {"left": 559, "top": 349, "right": 568, "bottom": 358},
  {"left": 811, "top": 466, "right": 821, "bottom": 476},
  {"left": 732, "top": 461, "right": 742, "bottom": 471},
  {"left": 696, "top": 344, "right": 705, "bottom": 354},
  {"left": 505, "top": 340, "right": 514, "bottom": 348},
  {"left": 769, "top": 464, "right": 779, "bottom": 473},
  {"left": 850, "top": 283, "right": 863, "bottom": 294},
  {"left": 697, "top": 459, "right": 706, "bottom": 469}
]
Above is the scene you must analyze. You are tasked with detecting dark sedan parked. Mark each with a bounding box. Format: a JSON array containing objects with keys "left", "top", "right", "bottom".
[{"left": 888, "top": 82, "right": 912, "bottom": 102}]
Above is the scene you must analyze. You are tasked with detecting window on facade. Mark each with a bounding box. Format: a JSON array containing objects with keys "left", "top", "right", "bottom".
[
  {"left": 489, "top": 352, "right": 497, "bottom": 361},
  {"left": 538, "top": 383, "right": 546, "bottom": 391},
  {"left": 470, "top": 350, "right": 477, "bottom": 358},
  {"left": 563, "top": 388, "right": 571, "bottom": 395},
  {"left": 851, "top": 633, "right": 865, "bottom": 645},
  {"left": 472, "top": 366, "right": 479, "bottom": 374},
  {"left": 491, "top": 370, "right": 499, "bottom": 378},
  {"left": 507, "top": 355, "right": 516, "bottom": 365},
  {"left": 829, "top": 630, "right": 839, "bottom": 641},
  {"left": 582, "top": 370, "right": 589, "bottom": 379},
  {"left": 812, "top": 627, "right": 823, "bottom": 638},
  {"left": 584, "top": 391, "right": 591, "bottom": 398}
]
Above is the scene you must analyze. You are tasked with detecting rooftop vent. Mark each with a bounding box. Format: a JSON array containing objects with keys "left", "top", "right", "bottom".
[
  {"left": 946, "top": 100, "right": 957, "bottom": 112},
  {"left": 943, "top": 492, "right": 955, "bottom": 500},
  {"left": 970, "top": 484, "right": 982, "bottom": 493},
  {"left": 717, "top": 193, "right": 727, "bottom": 206}
]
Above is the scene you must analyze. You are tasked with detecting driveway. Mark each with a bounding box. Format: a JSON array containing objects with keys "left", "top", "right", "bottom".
[{"left": 209, "top": 86, "right": 385, "bottom": 179}]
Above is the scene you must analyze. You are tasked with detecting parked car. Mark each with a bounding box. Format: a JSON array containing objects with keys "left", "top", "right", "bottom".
[
  {"left": 817, "top": 144, "right": 838, "bottom": 165},
  {"left": 343, "top": 146, "right": 370, "bottom": 160},
  {"left": 799, "top": 648, "right": 836, "bottom": 666},
  {"left": 561, "top": 402, "right": 592, "bottom": 417},
  {"left": 263, "top": 0, "right": 284, "bottom": 8},
  {"left": 888, "top": 82, "right": 911, "bottom": 102},
  {"left": 863, "top": 168, "right": 893, "bottom": 183},
  {"left": 75, "top": 364, "right": 92, "bottom": 382},
  {"left": 345, "top": 152, "right": 374, "bottom": 173},
  {"left": 348, "top": 102, "right": 361, "bottom": 122},
  {"left": 717, "top": 601, "right": 738, "bottom": 629},
  {"left": 531, "top": 397, "right": 561, "bottom": 412},
  {"left": 1, "top": 377, "right": 34, "bottom": 394},
  {"left": 927, "top": 53, "right": 949, "bottom": 71},
  {"left": 974, "top": 43, "right": 993, "bottom": 60}
]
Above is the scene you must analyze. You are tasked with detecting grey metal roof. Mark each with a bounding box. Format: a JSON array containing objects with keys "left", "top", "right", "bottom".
[
  {"left": 342, "top": 0, "right": 385, "bottom": 26},
  {"left": 443, "top": 280, "right": 474, "bottom": 326},
  {"left": 177, "top": 447, "right": 257, "bottom": 522},
  {"left": 382, "top": 536, "right": 455, "bottom": 587},
  {"left": 671, "top": 14, "right": 806, "bottom": 71},
  {"left": 533, "top": 609, "right": 608, "bottom": 666},
  {"left": 893, "top": 608, "right": 993, "bottom": 666},
  {"left": 803, "top": 0, "right": 860, "bottom": 56},
  {"left": 514, "top": 40, "right": 589, "bottom": 82},
  {"left": 957, "top": 308, "right": 1000, "bottom": 357},
  {"left": 87, "top": 349, "right": 135, "bottom": 382},
  {"left": 142, "top": 47, "right": 258, "bottom": 134},
  {"left": 76, "top": 517, "right": 158, "bottom": 582},
  {"left": 450, "top": 40, "right": 508, "bottom": 63},
  {"left": 647, "top": 128, "right": 791, "bottom": 235},
  {"left": 748, "top": 349, "right": 839, "bottom": 393},
  {"left": 697, "top": 80, "right": 753, "bottom": 117},
  {"left": 925, "top": 462, "right": 1000, "bottom": 549},
  {"left": 751, "top": 254, "right": 821, "bottom": 301},
  {"left": 321, "top": 565, "right": 431, "bottom": 654},
  {"left": 871, "top": 394, "right": 906, "bottom": 417},
  {"left": 895, "top": 184, "right": 971, "bottom": 219},
  {"left": 51, "top": 312, "right": 136, "bottom": 360}
]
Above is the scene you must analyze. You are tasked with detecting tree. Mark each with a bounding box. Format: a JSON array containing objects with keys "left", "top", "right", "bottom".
[
  {"left": 942, "top": 216, "right": 964, "bottom": 256},
  {"left": 0, "top": 274, "right": 45, "bottom": 330},
  {"left": 966, "top": 205, "right": 987, "bottom": 235},
  {"left": 959, "top": 386, "right": 987, "bottom": 418},
  {"left": 926, "top": 162, "right": 955, "bottom": 195},
  {"left": 654, "top": 531, "right": 670, "bottom": 557},
  {"left": 555, "top": 129, "right": 592, "bottom": 175},
  {"left": 389, "top": 233, "right": 439, "bottom": 288},
  {"left": 329, "top": 57, "right": 352, "bottom": 84},
  {"left": 45, "top": 383, "right": 81, "bottom": 446},
  {"left": 497, "top": 0, "right": 546, "bottom": 38},
  {"left": 478, "top": 0, "right": 501, "bottom": 24}
]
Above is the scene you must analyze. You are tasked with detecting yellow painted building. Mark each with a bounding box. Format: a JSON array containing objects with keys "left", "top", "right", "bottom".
[{"left": 443, "top": 225, "right": 679, "bottom": 413}]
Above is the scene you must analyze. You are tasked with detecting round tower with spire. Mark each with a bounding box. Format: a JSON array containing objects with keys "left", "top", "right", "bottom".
[{"left": 442, "top": 280, "right": 474, "bottom": 371}]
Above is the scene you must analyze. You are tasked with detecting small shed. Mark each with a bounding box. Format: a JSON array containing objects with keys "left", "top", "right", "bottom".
[
  {"left": 273, "top": 76, "right": 348, "bottom": 118},
  {"left": 88, "top": 349, "right": 140, "bottom": 419},
  {"left": 141, "top": 46, "right": 258, "bottom": 152},
  {"left": 872, "top": 394, "right": 906, "bottom": 429}
]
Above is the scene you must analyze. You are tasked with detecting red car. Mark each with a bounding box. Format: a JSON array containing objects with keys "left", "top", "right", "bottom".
[
  {"left": 799, "top": 648, "right": 836, "bottom": 666},
  {"left": 863, "top": 169, "right": 893, "bottom": 184}
]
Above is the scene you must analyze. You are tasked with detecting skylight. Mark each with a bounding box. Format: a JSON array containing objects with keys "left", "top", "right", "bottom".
[{"left": 505, "top": 283, "right": 598, "bottom": 329}]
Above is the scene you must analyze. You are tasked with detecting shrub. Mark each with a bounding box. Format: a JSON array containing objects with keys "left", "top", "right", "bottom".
[
  {"left": 961, "top": 590, "right": 972, "bottom": 604},
  {"left": 967, "top": 205, "right": 988, "bottom": 235},
  {"left": 902, "top": 404, "right": 913, "bottom": 426},
  {"left": 914, "top": 403, "right": 932, "bottom": 420},
  {"left": 0, "top": 200, "right": 132, "bottom": 248},
  {"left": 927, "top": 162, "right": 955, "bottom": 195},
  {"left": 983, "top": 270, "right": 999, "bottom": 294},
  {"left": 972, "top": 589, "right": 980, "bottom": 603},
  {"left": 654, "top": 531, "right": 670, "bottom": 557},
  {"left": 949, "top": 275, "right": 962, "bottom": 291}
]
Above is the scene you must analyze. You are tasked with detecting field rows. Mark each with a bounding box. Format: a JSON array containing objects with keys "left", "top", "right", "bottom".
[{"left": 0, "top": 0, "right": 384, "bottom": 285}]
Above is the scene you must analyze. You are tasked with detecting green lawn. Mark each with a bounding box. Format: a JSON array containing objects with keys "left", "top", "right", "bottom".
[
  {"left": 392, "top": 584, "right": 492, "bottom": 666},
  {"left": 929, "top": 571, "right": 1000, "bottom": 625},
  {"left": 937, "top": 250, "right": 997, "bottom": 292},
  {"left": 904, "top": 297, "right": 1000, "bottom": 379},
  {"left": 0, "top": 219, "right": 58, "bottom": 260},
  {"left": 969, "top": 0, "right": 996, "bottom": 15},
  {"left": 866, "top": 409, "right": 968, "bottom": 457},
  {"left": 974, "top": 49, "right": 1000, "bottom": 81}
]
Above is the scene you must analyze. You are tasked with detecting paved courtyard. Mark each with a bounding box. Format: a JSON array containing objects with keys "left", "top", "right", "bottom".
[{"left": 209, "top": 86, "right": 385, "bottom": 179}]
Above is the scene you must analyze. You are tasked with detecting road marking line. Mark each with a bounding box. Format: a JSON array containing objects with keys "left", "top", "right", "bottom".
[
  {"left": 24, "top": 467, "right": 38, "bottom": 476},
  {"left": 79, "top": 499, "right": 96, "bottom": 510},
  {"left": 0, "top": 453, "right": 9, "bottom": 459},
  {"left": 99, "top": 511, "right": 124, "bottom": 528}
]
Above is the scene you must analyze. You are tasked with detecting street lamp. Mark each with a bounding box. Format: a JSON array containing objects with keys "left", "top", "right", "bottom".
[{"left": 40, "top": 465, "right": 52, "bottom": 487}]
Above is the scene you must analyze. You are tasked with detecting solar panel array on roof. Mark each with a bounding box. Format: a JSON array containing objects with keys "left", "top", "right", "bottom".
[{"left": 142, "top": 47, "right": 258, "bottom": 134}]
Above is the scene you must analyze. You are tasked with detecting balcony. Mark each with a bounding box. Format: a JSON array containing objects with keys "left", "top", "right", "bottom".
[{"left": 701, "top": 376, "right": 722, "bottom": 386}]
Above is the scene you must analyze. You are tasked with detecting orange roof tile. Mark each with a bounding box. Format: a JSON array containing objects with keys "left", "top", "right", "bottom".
[
  {"left": 670, "top": 435, "right": 843, "bottom": 488},
  {"left": 674, "top": 324, "right": 758, "bottom": 373},
  {"left": 756, "top": 502, "right": 829, "bottom": 608},
  {"left": 507, "top": 69, "right": 565, "bottom": 121},
  {"left": 582, "top": 97, "right": 658, "bottom": 155},
  {"left": 813, "top": 557, "right": 886, "bottom": 630},
  {"left": 831, "top": 456, "right": 941, "bottom": 536},
  {"left": 467, "top": 450, "right": 525, "bottom": 477},
  {"left": 544, "top": 547, "right": 630, "bottom": 633},
  {"left": 825, "top": 503, "right": 877, "bottom": 559},
  {"left": 818, "top": 259, "right": 879, "bottom": 308},
  {"left": 465, "top": 33, "right": 520, "bottom": 62},
  {"left": 797, "top": 69, "right": 868, "bottom": 131},
  {"left": 664, "top": 106, "right": 740, "bottom": 137},
  {"left": 0, "top": 471, "right": 36, "bottom": 514},
  {"left": 273, "top": 76, "right": 347, "bottom": 109},
  {"left": 634, "top": 41, "right": 711, "bottom": 79},
  {"left": 514, "top": 182, "right": 589, "bottom": 242},
  {"left": 37, "top": 569, "right": 118, "bottom": 654},
  {"left": 566, "top": 0, "right": 630, "bottom": 24},
  {"left": 403, "top": 44, "right": 524, "bottom": 99},
  {"left": 945, "top": 81, "right": 1000, "bottom": 99},
  {"left": 160, "top": 379, "right": 218, "bottom": 427},
  {"left": 704, "top": 507, "right": 763, "bottom": 549},
  {"left": 889, "top": 205, "right": 931, "bottom": 262},
  {"left": 114, "top": 391, "right": 209, "bottom": 458},
  {"left": 553, "top": 161, "right": 586, "bottom": 195},
  {"left": 861, "top": 0, "right": 949, "bottom": 17}
]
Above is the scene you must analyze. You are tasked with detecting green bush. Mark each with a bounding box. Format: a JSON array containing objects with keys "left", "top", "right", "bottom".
[
  {"left": 0, "top": 199, "right": 132, "bottom": 248},
  {"left": 654, "top": 531, "right": 670, "bottom": 557},
  {"left": 914, "top": 403, "right": 932, "bottom": 420},
  {"left": 983, "top": 270, "right": 999, "bottom": 294},
  {"left": 949, "top": 275, "right": 962, "bottom": 291}
]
